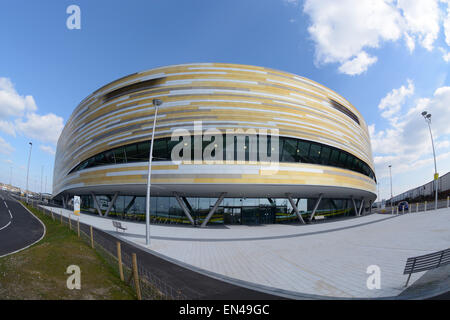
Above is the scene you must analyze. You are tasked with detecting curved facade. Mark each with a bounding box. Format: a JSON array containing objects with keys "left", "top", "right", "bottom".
[{"left": 54, "top": 63, "right": 376, "bottom": 225}]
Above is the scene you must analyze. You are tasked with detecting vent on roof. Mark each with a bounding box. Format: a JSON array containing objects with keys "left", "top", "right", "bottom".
[
  {"left": 329, "top": 99, "right": 360, "bottom": 125},
  {"left": 103, "top": 77, "right": 166, "bottom": 103}
]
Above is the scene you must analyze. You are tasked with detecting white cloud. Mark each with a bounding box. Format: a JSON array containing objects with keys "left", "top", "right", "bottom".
[
  {"left": 3, "top": 159, "right": 13, "bottom": 164},
  {"left": 39, "top": 144, "right": 56, "bottom": 156},
  {"left": 378, "top": 79, "right": 414, "bottom": 119},
  {"left": 0, "top": 78, "right": 37, "bottom": 119},
  {"left": 0, "top": 120, "right": 16, "bottom": 136},
  {"left": 338, "top": 51, "right": 378, "bottom": 75},
  {"left": 0, "top": 136, "right": 14, "bottom": 155},
  {"left": 0, "top": 77, "right": 64, "bottom": 145},
  {"left": 15, "top": 113, "right": 64, "bottom": 145},
  {"left": 397, "top": 0, "right": 440, "bottom": 51},
  {"left": 443, "top": 0, "right": 450, "bottom": 46},
  {"left": 303, "top": 0, "right": 448, "bottom": 75}
]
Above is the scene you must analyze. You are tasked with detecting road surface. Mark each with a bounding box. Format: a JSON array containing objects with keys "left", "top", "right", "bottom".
[{"left": 0, "top": 191, "right": 45, "bottom": 257}]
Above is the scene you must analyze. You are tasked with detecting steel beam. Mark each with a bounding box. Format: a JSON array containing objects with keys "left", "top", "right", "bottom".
[
  {"left": 91, "top": 192, "right": 103, "bottom": 216},
  {"left": 352, "top": 197, "right": 358, "bottom": 216},
  {"left": 309, "top": 193, "right": 324, "bottom": 222},
  {"left": 358, "top": 199, "right": 365, "bottom": 216},
  {"left": 104, "top": 192, "right": 119, "bottom": 217},
  {"left": 123, "top": 196, "right": 137, "bottom": 215},
  {"left": 201, "top": 193, "right": 226, "bottom": 227},
  {"left": 286, "top": 193, "right": 305, "bottom": 224},
  {"left": 174, "top": 193, "right": 195, "bottom": 225}
]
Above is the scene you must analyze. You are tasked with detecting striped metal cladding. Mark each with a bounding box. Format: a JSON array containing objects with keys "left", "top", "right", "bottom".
[{"left": 53, "top": 63, "right": 376, "bottom": 199}]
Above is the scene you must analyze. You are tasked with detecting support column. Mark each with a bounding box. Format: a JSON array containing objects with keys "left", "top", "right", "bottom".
[
  {"left": 352, "top": 197, "right": 358, "bottom": 216},
  {"left": 91, "top": 192, "right": 103, "bottom": 216},
  {"left": 104, "top": 192, "right": 119, "bottom": 217},
  {"left": 286, "top": 193, "right": 305, "bottom": 224},
  {"left": 174, "top": 193, "right": 195, "bottom": 226},
  {"left": 123, "top": 196, "right": 137, "bottom": 216},
  {"left": 201, "top": 193, "right": 226, "bottom": 228},
  {"left": 358, "top": 199, "right": 365, "bottom": 216},
  {"left": 309, "top": 193, "right": 324, "bottom": 222},
  {"left": 62, "top": 195, "right": 67, "bottom": 209}
]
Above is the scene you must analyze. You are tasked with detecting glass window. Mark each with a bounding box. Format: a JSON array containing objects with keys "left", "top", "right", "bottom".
[
  {"left": 114, "top": 147, "right": 126, "bottom": 164},
  {"left": 338, "top": 152, "right": 348, "bottom": 168},
  {"left": 282, "top": 138, "right": 298, "bottom": 162},
  {"left": 297, "top": 141, "right": 310, "bottom": 162},
  {"left": 320, "top": 147, "right": 331, "bottom": 165},
  {"left": 309, "top": 144, "right": 321, "bottom": 163},
  {"left": 329, "top": 149, "right": 340, "bottom": 166},
  {"left": 124, "top": 144, "right": 139, "bottom": 162}
]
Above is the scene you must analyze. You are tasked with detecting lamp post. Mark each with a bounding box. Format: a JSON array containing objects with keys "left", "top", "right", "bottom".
[
  {"left": 421, "top": 111, "right": 438, "bottom": 211},
  {"left": 25, "top": 142, "right": 33, "bottom": 203},
  {"left": 145, "top": 99, "right": 163, "bottom": 246},
  {"left": 388, "top": 164, "right": 393, "bottom": 207}
]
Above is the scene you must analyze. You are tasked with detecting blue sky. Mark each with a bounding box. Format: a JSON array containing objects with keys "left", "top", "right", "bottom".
[{"left": 1, "top": 0, "right": 449, "bottom": 200}]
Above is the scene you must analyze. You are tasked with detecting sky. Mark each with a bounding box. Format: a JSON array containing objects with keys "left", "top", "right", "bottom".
[{"left": 0, "top": 0, "right": 449, "bottom": 200}]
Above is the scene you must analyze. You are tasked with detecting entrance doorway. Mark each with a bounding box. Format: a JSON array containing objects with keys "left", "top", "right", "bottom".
[{"left": 223, "top": 207, "right": 242, "bottom": 224}]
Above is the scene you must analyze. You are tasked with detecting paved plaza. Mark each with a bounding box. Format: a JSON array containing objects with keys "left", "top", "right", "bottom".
[{"left": 42, "top": 205, "right": 450, "bottom": 298}]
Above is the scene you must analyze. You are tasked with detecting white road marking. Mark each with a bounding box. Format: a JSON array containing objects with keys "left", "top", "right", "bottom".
[
  {"left": 8, "top": 209, "right": 13, "bottom": 219},
  {"left": 0, "top": 221, "right": 11, "bottom": 231}
]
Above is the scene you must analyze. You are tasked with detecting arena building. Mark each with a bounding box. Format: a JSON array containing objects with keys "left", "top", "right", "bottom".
[{"left": 53, "top": 63, "right": 377, "bottom": 226}]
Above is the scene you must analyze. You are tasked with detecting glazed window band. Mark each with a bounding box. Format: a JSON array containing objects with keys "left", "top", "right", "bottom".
[{"left": 69, "top": 135, "right": 376, "bottom": 181}]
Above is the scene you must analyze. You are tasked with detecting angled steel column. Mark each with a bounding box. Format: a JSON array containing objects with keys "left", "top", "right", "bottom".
[
  {"left": 174, "top": 192, "right": 195, "bottom": 225},
  {"left": 201, "top": 193, "right": 226, "bottom": 227},
  {"left": 123, "top": 196, "right": 137, "bottom": 215},
  {"left": 309, "top": 193, "right": 324, "bottom": 222},
  {"left": 286, "top": 193, "right": 305, "bottom": 224},
  {"left": 352, "top": 197, "right": 358, "bottom": 216},
  {"left": 289, "top": 198, "right": 300, "bottom": 215},
  {"left": 91, "top": 192, "right": 103, "bottom": 216},
  {"left": 358, "top": 199, "right": 365, "bottom": 216},
  {"left": 62, "top": 195, "right": 66, "bottom": 209},
  {"left": 104, "top": 192, "right": 119, "bottom": 217}
]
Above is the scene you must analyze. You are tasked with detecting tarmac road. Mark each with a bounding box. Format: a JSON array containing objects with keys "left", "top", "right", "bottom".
[{"left": 0, "top": 191, "right": 45, "bottom": 257}]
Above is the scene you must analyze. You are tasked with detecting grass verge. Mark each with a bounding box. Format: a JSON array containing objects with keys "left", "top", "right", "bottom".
[{"left": 0, "top": 202, "right": 136, "bottom": 300}]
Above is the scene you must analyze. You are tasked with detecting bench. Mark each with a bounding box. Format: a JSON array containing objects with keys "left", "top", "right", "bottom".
[
  {"left": 403, "top": 248, "right": 450, "bottom": 286},
  {"left": 112, "top": 220, "right": 127, "bottom": 232}
]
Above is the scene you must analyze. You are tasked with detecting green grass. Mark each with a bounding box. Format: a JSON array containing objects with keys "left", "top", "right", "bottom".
[{"left": 0, "top": 203, "right": 136, "bottom": 300}]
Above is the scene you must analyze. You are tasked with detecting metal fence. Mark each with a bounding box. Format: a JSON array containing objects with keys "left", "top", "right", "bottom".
[{"left": 20, "top": 196, "right": 191, "bottom": 300}]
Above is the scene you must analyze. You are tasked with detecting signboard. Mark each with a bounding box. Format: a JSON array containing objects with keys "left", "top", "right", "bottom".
[
  {"left": 73, "top": 196, "right": 81, "bottom": 216},
  {"left": 434, "top": 173, "right": 439, "bottom": 181}
]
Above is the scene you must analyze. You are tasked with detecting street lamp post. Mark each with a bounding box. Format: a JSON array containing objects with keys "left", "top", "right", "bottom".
[
  {"left": 26, "top": 142, "right": 33, "bottom": 204},
  {"left": 145, "top": 99, "right": 163, "bottom": 246},
  {"left": 388, "top": 164, "right": 393, "bottom": 202},
  {"left": 421, "top": 111, "right": 438, "bottom": 211}
]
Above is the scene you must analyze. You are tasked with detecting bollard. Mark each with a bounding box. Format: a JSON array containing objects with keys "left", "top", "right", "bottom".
[
  {"left": 416, "top": 203, "right": 418, "bottom": 213},
  {"left": 90, "top": 226, "right": 94, "bottom": 249},
  {"left": 51, "top": 210, "right": 54, "bottom": 221},
  {"left": 425, "top": 201, "right": 427, "bottom": 212},
  {"left": 60, "top": 210, "right": 63, "bottom": 224},
  {"left": 391, "top": 206, "right": 394, "bottom": 215},
  {"left": 447, "top": 196, "right": 449, "bottom": 208},
  {"left": 69, "top": 214, "right": 72, "bottom": 230},
  {"left": 77, "top": 218, "right": 80, "bottom": 238},
  {"left": 396, "top": 206, "right": 398, "bottom": 215},
  {"left": 132, "top": 253, "right": 142, "bottom": 300},
  {"left": 117, "top": 242, "right": 124, "bottom": 281}
]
